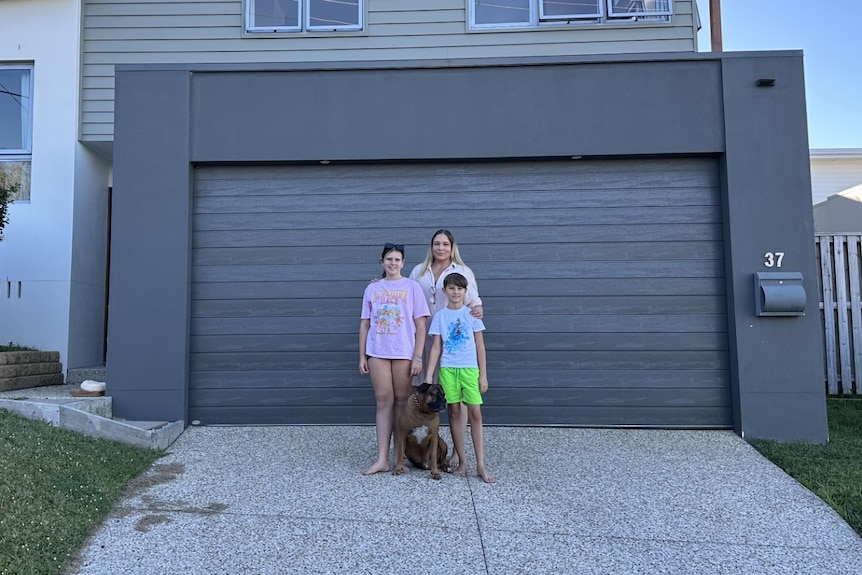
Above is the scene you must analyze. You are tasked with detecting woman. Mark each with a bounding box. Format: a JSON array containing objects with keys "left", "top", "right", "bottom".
[
  {"left": 409, "top": 229, "right": 483, "bottom": 469},
  {"left": 359, "top": 243, "right": 430, "bottom": 475}
]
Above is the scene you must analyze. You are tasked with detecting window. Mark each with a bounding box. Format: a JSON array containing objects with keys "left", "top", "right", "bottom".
[
  {"left": 0, "top": 66, "right": 32, "bottom": 201},
  {"left": 471, "top": 0, "right": 671, "bottom": 29},
  {"left": 247, "top": 0, "right": 363, "bottom": 33}
]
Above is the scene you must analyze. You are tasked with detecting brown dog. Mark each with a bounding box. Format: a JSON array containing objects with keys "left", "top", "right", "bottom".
[{"left": 393, "top": 383, "right": 449, "bottom": 480}]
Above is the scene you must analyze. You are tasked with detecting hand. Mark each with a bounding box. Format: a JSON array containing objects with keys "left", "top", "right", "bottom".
[
  {"left": 410, "top": 358, "right": 422, "bottom": 376},
  {"left": 359, "top": 358, "right": 369, "bottom": 374},
  {"left": 368, "top": 277, "right": 380, "bottom": 284},
  {"left": 479, "top": 376, "right": 488, "bottom": 394},
  {"left": 470, "top": 305, "right": 484, "bottom": 319}
]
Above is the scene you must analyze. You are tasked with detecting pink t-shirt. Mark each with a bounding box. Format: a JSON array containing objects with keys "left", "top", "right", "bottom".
[{"left": 361, "top": 278, "right": 430, "bottom": 360}]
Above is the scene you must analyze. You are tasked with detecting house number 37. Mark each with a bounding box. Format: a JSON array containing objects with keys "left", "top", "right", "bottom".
[{"left": 764, "top": 252, "right": 785, "bottom": 268}]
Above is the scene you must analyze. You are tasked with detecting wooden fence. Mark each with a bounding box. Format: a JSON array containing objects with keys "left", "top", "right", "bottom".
[{"left": 816, "top": 234, "right": 862, "bottom": 395}]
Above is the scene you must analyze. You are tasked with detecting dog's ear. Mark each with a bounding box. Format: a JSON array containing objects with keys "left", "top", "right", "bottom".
[{"left": 417, "top": 383, "right": 430, "bottom": 393}]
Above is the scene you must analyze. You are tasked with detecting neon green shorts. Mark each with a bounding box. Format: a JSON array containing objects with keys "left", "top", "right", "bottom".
[{"left": 438, "top": 367, "right": 482, "bottom": 405}]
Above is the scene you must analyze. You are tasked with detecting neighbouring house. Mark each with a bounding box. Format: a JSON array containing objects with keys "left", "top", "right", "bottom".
[
  {"left": 1, "top": 0, "right": 828, "bottom": 442},
  {"left": 0, "top": 0, "right": 111, "bottom": 373},
  {"left": 810, "top": 148, "right": 862, "bottom": 207}
]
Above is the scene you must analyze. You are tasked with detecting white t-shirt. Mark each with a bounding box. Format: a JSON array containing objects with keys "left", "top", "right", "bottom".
[
  {"left": 361, "top": 278, "right": 430, "bottom": 359},
  {"left": 429, "top": 305, "right": 486, "bottom": 368}
]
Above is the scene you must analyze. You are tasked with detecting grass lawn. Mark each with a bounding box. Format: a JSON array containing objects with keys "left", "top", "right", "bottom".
[
  {"left": 750, "top": 398, "right": 862, "bottom": 537},
  {"left": 0, "top": 409, "right": 162, "bottom": 575}
]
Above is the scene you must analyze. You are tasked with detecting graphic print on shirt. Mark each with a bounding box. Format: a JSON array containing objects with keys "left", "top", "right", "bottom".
[
  {"left": 373, "top": 290, "right": 408, "bottom": 335},
  {"left": 445, "top": 318, "right": 471, "bottom": 354}
]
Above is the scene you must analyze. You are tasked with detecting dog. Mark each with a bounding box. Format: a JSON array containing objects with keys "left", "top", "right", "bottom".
[{"left": 393, "top": 383, "right": 449, "bottom": 480}]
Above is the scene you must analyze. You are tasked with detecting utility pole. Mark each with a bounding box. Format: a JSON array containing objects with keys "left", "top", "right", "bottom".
[{"left": 710, "top": 0, "right": 723, "bottom": 52}]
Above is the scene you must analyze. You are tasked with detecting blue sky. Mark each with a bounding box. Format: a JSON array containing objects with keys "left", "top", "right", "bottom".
[{"left": 695, "top": 0, "right": 862, "bottom": 149}]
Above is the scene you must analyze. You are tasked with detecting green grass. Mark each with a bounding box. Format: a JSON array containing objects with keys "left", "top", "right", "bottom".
[
  {"left": 0, "top": 342, "right": 39, "bottom": 352},
  {"left": 750, "top": 398, "right": 862, "bottom": 537},
  {"left": 0, "top": 410, "right": 162, "bottom": 575}
]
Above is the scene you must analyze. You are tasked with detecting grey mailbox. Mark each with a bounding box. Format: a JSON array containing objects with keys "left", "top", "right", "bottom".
[{"left": 754, "top": 272, "right": 806, "bottom": 316}]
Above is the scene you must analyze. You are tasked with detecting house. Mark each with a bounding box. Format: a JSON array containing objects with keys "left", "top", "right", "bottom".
[
  {"left": 2, "top": 1, "right": 828, "bottom": 442},
  {"left": 810, "top": 148, "right": 862, "bottom": 207},
  {"left": 811, "top": 149, "right": 862, "bottom": 234},
  {"left": 0, "top": 0, "right": 111, "bottom": 373}
]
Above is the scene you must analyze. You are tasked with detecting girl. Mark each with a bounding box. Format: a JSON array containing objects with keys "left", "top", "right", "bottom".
[{"left": 359, "top": 243, "right": 430, "bottom": 475}]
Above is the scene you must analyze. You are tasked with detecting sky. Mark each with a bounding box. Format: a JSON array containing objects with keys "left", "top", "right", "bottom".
[{"left": 695, "top": 0, "right": 862, "bottom": 150}]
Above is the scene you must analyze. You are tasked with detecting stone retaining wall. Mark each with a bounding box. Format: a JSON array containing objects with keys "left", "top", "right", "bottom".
[{"left": 0, "top": 351, "right": 64, "bottom": 391}]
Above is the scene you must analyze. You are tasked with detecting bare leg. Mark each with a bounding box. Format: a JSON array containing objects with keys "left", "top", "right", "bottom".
[
  {"left": 391, "top": 359, "right": 413, "bottom": 445},
  {"left": 363, "top": 358, "right": 395, "bottom": 475},
  {"left": 449, "top": 403, "right": 467, "bottom": 477},
  {"left": 448, "top": 407, "right": 469, "bottom": 470},
  {"left": 468, "top": 404, "right": 495, "bottom": 484}
]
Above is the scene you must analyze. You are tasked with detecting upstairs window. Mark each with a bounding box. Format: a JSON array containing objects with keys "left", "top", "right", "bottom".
[
  {"left": 247, "top": 0, "right": 363, "bottom": 33},
  {"left": 471, "top": 0, "right": 672, "bottom": 29},
  {"left": 0, "top": 66, "right": 32, "bottom": 201}
]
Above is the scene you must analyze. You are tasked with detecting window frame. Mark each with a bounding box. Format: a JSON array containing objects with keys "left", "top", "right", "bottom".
[
  {"left": 607, "top": 0, "right": 673, "bottom": 19},
  {"left": 470, "top": 0, "right": 672, "bottom": 29},
  {"left": 246, "top": 0, "right": 364, "bottom": 34},
  {"left": 0, "top": 65, "right": 33, "bottom": 156}
]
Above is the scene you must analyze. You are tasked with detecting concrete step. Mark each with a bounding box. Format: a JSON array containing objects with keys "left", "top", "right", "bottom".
[{"left": 0, "top": 393, "right": 184, "bottom": 450}]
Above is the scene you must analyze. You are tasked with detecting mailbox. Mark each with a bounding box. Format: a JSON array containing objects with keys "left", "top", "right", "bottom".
[{"left": 754, "top": 272, "right": 806, "bottom": 316}]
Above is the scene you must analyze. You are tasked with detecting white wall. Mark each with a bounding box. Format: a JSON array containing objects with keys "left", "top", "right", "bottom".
[
  {"left": 0, "top": 0, "right": 110, "bottom": 372},
  {"left": 810, "top": 149, "right": 862, "bottom": 205}
]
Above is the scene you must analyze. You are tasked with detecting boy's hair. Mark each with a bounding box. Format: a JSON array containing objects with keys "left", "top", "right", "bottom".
[{"left": 443, "top": 272, "right": 468, "bottom": 289}]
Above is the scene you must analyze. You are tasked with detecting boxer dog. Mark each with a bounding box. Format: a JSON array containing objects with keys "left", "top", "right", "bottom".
[{"left": 393, "top": 383, "right": 449, "bottom": 480}]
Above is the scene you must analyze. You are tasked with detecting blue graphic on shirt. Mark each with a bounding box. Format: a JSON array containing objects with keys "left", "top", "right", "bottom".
[{"left": 444, "top": 318, "right": 471, "bottom": 354}]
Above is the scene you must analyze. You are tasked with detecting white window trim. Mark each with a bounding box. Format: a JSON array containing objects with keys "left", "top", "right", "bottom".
[
  {"left": 469, "top": 0, "right": 672, "bottom": 30},
  {"left": 539, "top": 0, "right": 603, "bottom": 22},
  {"left": 0, "top": 65, "right": 33, "bottom": 156},
  {"left": 246, "top": 0, "right": 364, "bottom": 34},
  {"left": 607, "top": 0, "right": 672, "bottom": 18}
]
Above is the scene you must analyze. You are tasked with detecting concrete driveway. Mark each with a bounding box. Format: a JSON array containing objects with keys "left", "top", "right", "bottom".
[{"left": 68, "top": 426, "right": 862, "bottom": 574}]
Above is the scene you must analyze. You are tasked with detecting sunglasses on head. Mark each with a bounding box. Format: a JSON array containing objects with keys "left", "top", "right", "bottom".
[{"left": 384, "top": 243, "right": 405, "bottom": 251}]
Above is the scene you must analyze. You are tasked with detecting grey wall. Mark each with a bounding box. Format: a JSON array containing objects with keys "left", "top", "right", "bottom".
[{"left": 110, "top": 52, "right": 828, "bottom": 441}]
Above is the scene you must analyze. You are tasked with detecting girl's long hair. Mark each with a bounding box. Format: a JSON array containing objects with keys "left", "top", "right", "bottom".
[{"left": 416, "top": 229, "right": 466, "bottom": 278}]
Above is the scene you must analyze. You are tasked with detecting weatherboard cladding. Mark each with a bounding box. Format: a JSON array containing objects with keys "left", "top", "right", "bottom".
[
  {"left": 80, "top": 0, "right": 700, "bottom": 141},
  {"left": 187, "top": 158, "right": 731, "bottom": 426}
]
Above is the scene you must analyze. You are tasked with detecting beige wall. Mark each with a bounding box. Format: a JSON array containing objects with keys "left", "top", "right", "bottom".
[{"left": 81, "top": 0, "right": 700, "bottom": 143}]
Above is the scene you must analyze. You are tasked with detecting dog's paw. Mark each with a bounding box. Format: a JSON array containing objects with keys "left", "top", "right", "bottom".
[
  {"left": 431, "top": 471, "right": 442, "bottom": 480},
  {"left": 393, "top": 466, "right": 406, "bottom": 476}
]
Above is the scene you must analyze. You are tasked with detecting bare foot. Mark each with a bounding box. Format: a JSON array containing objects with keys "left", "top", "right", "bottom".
[
  {"left": 448, "top": 454, "right": 460, "bottom": 470},
  {"left": 477, "top": 465, "right": 496, "bottom": 484},
  {"left": 453, "top": 463, "right": 467, "bottom": 478},
  {"left": 362, "top": 460, "right": 390, "bottom": 476}
]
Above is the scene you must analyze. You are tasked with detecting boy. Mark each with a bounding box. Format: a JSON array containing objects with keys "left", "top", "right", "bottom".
[{"left": 424, "top": 272, "right": 495, "bottom": 483}]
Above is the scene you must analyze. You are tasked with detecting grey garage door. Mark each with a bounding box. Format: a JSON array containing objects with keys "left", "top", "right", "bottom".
[{"left": 190, "top": 158, "right": 731, "bottom": 427}]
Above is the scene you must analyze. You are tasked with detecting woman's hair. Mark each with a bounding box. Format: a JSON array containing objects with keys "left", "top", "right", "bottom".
[
  {"left": 417, "top": 229, "right": 466, "bottom": 278},
  {"left": 380, "top": 243, "right": 405, "bottom": 277}
]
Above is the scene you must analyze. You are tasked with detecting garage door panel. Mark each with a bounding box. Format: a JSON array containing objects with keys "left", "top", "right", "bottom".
[
  {"left": 484, "top": 406, "right": 733, "bottom": 427},
  {"left": 192, "top": 298, "right": 359, "bottom": 318},
  {"left": 192, "top": 259, "right": 725, "bottom": 283},
  {"left": 193, "top": 280, "right": 366, "bottom": 300},
  {"left": 193, "top": 206, "right": 722, "bottom": 231},
  {"left": 479, "top": 278, "right": 726, "bottom": 297},
  {"left": 490, "top": 369, "right": 728, "bottom": 388},
  {"left": 193, "top": 224, "right": 725, "bottom": 248},
  {"left": 192, "top": 241, "right": 725, "bottom": 267},
  {"left": 195, "top": 188, "right": 719, "bottom": 214},
  {"left": 190, "top": 158, "right": 732, "bottom": 427},
  {"left": 190, "top": 332, "right": 726, "bottom": 355}
]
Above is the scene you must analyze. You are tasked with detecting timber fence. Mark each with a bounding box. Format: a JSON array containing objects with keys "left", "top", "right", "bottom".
[{"left": 816, "top": 234, "right": 862, "bottom": 395}]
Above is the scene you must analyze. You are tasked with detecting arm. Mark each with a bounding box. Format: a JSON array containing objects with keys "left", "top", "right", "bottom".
[
  {"left": 358, "top": 319, "right": 370, "bottom": 374},
  {"left": 475, "top": 331, "right": 488, "bottom": 394},
  {"left": 411, "top": 316, "right": 427, "bottom": 377},
  {"left": 463, "top": 267, "right": 484, "bottom": 319},
  {"left": 424, "top": 334, "right": 442, "bottom": 384}
]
